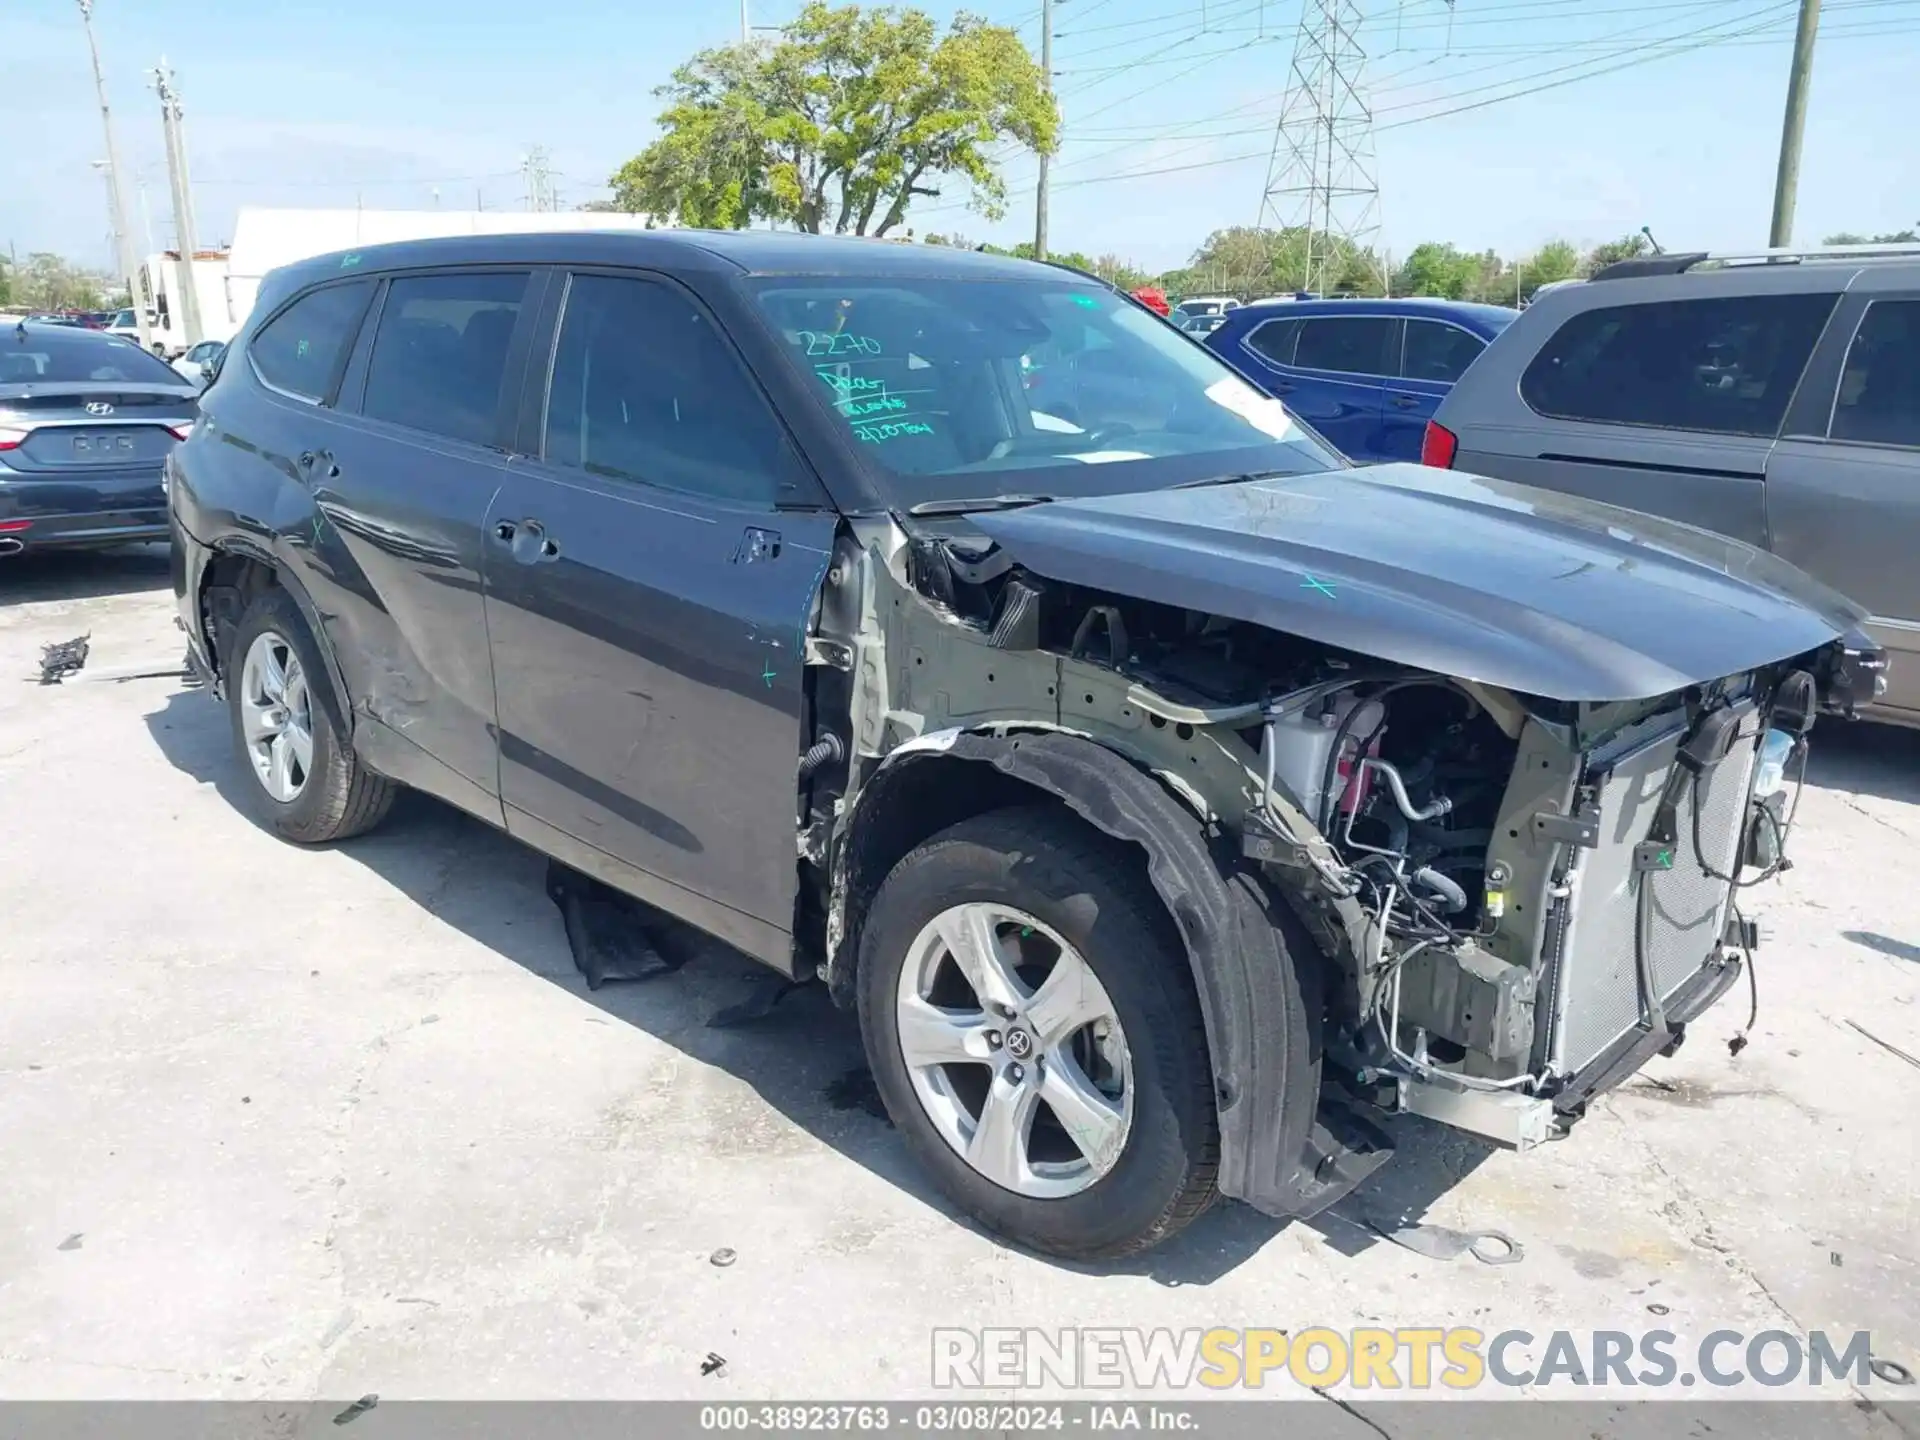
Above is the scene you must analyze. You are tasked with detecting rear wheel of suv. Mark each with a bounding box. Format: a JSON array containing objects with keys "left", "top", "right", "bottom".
[
  {"left": 225, "top": 588, "right": 395, "bottom": 844},
  {"left": 857, "top": 806, "right": 1219, "bottom": 1260}
]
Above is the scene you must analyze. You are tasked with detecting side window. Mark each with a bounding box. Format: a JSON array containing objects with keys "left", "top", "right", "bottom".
[
  {"left": 1243, "top": 318, "right": 1300, "bottom": 366},
  {"left": 1520, "top": 293, "right": 1836, "bottom": 437},
  {"left": 1294, "top": 317, "right": 1396, "bottom": 377},
  {"left": 1831, "top": 299, "right": 1920, "bottom": 448},
  {"left": 247, "top": 281, "right": 373, "bottom": 403},
  {"left": 1402, "top": 320, "right": 1485, "bottom": 384},
  {"left": 361, "top": 271, "right": 529, "bottom": 445},
  {"left": 544, "top": 273, "right": 808, "bottom": 505}
]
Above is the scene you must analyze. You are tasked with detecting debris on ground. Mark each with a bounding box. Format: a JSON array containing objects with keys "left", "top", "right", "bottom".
[
  {"left": 1870, "top": 1357, "right": 1915, "bottom": 1386},
  {"left": 701, "top": 1352, "right": 728, "bottom": 1377},
  {"left": 1366, "top": 1218, "right": 1524, "bottom": 1265},
  {"left": 546, "top": 860, "right": 684, "bottom": 990},
  {"left": 710, "top": 1247, "right": 737, "bottom": 1268},
  {"left": 56, "top": 1233, "right": 82, "bottom": 1252},
  {"left": 708, "top": 975, "right": 801, "bottom": 1028},
  {"left": 1847, "top": 1019, "right": 1920, "bottom": 1072},
  {"left": 37, "top": 635, "right": 89, "bottom": 685},
  {"left": 332, "top": 1394, "right": 378, "bottom": 1425}
]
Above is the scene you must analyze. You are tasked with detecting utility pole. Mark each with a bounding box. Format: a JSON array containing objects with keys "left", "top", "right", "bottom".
[
  {"left": 1768, "top": 0, "right": 1822, "bottom": 247},
  {"left": 76, "top": 0, "right": 152, "bottom": 350},
  {"left": 741, "top": 0, "right": 750, "bottom": 44},
  {"left": 1033, "top": 0, "right": 1053, "bottom": 260},
  {"left": 153, "top": 58, "right": 205, "bottom": 348}
]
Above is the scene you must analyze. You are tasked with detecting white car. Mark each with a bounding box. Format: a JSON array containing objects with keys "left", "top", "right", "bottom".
[
  {"left": 172, "top": 339, "right": 226, "bottom": 386},
  {"left": 1173, "top": 295, "right": 1243, "bottom": 318}
]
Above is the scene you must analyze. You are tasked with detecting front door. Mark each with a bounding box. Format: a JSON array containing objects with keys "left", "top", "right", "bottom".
[
  {"left": 1279, "top": 314, "right": 1396, "bottom": 462},
  {"left": 1767, "top": 291, "right": 1920, "bottom": 718},
  {"left": 483, "top": 270, "right": 838, "bottom": 967}
]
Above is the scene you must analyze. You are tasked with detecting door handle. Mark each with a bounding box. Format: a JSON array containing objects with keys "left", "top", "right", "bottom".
[
  {"left": 501, "top": 518, "right": 561, "bottom": 564},
  {"left": 1390, "top": 393, "right": 1422, "bottom": 410}
]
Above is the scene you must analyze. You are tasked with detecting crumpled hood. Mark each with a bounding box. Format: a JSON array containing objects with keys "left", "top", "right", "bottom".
[{"left": 970, "top": 464, "right": 1867, "bottom": 701}]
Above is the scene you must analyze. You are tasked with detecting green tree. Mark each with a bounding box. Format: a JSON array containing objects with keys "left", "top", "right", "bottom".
[
  {"left": 0, "top": 253, "right": 11, "bottom": 308},
  {"left": 1823, "top": 228, "right": 1918, "bottom": 244},
  {"left": 12, "top": 253, "right": 109, "bottom": 311},
  {"left": 1394, "top": 242, "right": 1480, "bottom": 299},
  {"left": 612, "top": 2, "right": 1056, "bottom": 236},
  {"left": 1515, "top": 239, "right": 1580, "bottom": 301},
  {"left": 1584, "top": 233, "right": 1648, "bottom": 273}
]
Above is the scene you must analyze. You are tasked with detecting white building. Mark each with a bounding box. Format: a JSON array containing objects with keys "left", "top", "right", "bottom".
[{"left": 222, "top": 207, "right": 660, "bottom": 335}]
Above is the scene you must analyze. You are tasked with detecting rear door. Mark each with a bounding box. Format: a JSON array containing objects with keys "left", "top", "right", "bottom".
[
  {"left": 1449, "top": 284, "right": 1839, "bottom": 547},
  {"left": 483, "top": 268, "right": 838, "bottom": 970},
  {"left": 315, "top": 266, "right": 540, "bottom": 818},
  {"left": 1384, "top": 317, "right": 1487, "bottom": 463},
  {"left": 1767, "top": 284, "right": 1920, "bottom": 717}
]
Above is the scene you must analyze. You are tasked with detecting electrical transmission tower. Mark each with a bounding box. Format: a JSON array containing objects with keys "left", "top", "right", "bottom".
[
  {"left": 1257, "top": 0, "right": 1386, "bottom": 295},
  {"left": 522, "top": 147, "right": 557, "bottom": 212}
]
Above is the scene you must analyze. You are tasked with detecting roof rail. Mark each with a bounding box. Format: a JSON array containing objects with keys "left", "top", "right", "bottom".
[{"left": 1591, "top": 241, "right": 1920, "bottom": 282}]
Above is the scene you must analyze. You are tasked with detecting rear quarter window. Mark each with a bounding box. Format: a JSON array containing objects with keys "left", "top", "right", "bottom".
[
  {"left": 247, "top": 280, "right": 375, "bottom": 404},
  {"left": 1519, "top": 292, "right": 1836, "bottom": 437}
]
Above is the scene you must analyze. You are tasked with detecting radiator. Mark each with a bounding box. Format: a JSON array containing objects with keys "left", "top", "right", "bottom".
[{"left": 1546, "top": 703, "right": 1761, "bottom": 1077}]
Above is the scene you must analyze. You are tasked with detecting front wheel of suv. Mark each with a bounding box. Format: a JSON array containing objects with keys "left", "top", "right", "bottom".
[
  {"left": 857, "top": 806, "right": 1220, "bottom": 1260},
  {"left": 225, "top": 588, "right": 395, "bottom": 844}
]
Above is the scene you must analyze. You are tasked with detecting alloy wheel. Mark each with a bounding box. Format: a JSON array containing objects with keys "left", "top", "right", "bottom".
[{"left": 894, "top": 902, "right": 1134, "bottom": 1199}]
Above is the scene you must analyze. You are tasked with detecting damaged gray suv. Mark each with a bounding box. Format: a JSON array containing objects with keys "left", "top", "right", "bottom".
[{"left": 169, "top": 232, "right": 1886, "bottom": 1260}]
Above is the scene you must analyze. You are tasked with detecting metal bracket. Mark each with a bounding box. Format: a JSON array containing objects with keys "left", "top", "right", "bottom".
[
  {"left": 1531, "top": 803, "right": 1600, "bottom": 849},
  {"left": 803, "top": 637, "right": 854, "bottom": 670}
]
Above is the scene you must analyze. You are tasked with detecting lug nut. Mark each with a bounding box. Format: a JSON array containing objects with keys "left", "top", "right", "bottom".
[
  {"left": 985, "top": 1031, "right": 1002, "bottom": 1050},
  {"left": 1007, "top": 1063, "right": 1025, "bottom": 1084}
]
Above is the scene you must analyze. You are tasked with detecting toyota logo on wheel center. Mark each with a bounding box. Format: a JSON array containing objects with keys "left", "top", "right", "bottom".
[{"left": 1004, "top": 1028, "right": 1034, "bottom": 1061}]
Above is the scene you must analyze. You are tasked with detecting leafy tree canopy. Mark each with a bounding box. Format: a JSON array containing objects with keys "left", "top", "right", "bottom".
[{"left": 611, "top": 3, "right": 1057, "bottom": 237}]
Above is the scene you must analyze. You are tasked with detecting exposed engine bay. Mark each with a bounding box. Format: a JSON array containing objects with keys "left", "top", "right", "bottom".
[{"left": 804, "top": 512, "right": 1871, "bottom": 1176}]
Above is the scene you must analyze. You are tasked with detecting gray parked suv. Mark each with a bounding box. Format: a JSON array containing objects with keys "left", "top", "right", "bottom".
[{"left": 1428, "top": 245, "right": 1920, "bottom": 724}]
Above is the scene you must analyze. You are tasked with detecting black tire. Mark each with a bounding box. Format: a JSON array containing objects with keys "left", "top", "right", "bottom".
[
  {"left": 225, "top": 587, "right": 395, "bottom": 844},
  {"left": 857, "top": 805, "right": 1219, "bottom": 1260}
]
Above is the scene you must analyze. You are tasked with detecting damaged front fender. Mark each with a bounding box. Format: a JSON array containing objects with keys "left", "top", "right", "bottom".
[{"left": 836, "top": 727, "right": 1392, "bottom": 1220}]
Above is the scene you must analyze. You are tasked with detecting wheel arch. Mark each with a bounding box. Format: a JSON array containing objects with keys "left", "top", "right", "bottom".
[
  {"left": 197, "top": 541, "right": 354, "bottom": 743},
  {"left": 828, "top": 726, "right": 1361, "bottom": 1216}
]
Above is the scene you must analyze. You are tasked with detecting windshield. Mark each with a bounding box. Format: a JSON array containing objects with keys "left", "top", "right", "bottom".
[
  {"left": 110, "top": 309, "right": 136, "bottom": 328},
  {"left": 2, "top": 326, "right": 185, "bottom": 386},
  {"left": 746, "top": 277, "right": 1340, "bottom": 505}
]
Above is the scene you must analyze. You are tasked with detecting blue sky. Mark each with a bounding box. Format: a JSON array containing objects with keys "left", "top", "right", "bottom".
[{"left": 7, "top": 0, "right": 1917, "bottom": 276}]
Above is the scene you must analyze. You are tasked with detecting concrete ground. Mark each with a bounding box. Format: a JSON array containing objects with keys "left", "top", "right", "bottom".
[{"left": 2, "top": 548, "right": 1916, "bottom": 1416}]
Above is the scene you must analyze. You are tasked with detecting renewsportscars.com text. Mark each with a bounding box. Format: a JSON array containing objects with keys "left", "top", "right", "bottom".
[{"left": 932, "top": 1327, "right": 1884, "bottom": 1392}]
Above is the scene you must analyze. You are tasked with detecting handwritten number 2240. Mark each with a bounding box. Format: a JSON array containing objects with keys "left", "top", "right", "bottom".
[{"left": 801, "top": 330, "right": 882, "bottom": 357}]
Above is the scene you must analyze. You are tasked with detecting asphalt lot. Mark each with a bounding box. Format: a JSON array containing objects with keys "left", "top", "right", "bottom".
[{"left": 2, "top": 546, "right": 1917, "bottom": 1416}]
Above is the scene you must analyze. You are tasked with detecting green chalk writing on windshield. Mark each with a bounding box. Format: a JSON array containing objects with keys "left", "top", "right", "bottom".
[
  {"left": 296, "top": 339, "right": 310, "bottom": 358},
  {"left": 1300, "top": 575, "right": 1338, "bottom": 599},
  {"left": 855, "top": 420, "right": 935, "bottom": 444},
  {"left": 800, "top": 330, "right": 881, "bottom": 357},
  {"left": 340, "top": 253, "right": 363, "bottom": 268},
  {"left": 1070, "top": 294, "right": 1099, "bottom": 309}
]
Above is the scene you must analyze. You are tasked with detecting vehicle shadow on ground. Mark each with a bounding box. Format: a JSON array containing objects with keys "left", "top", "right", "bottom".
[
  {"left": 143, "top": 682, "right": 1479, "bottom": 1283},
  {"left": 0, "top": 544, "right": 172, "bottom": 605},
  {"left": 1806, "top": 718, "right": 1920, "bottom": 806}
]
